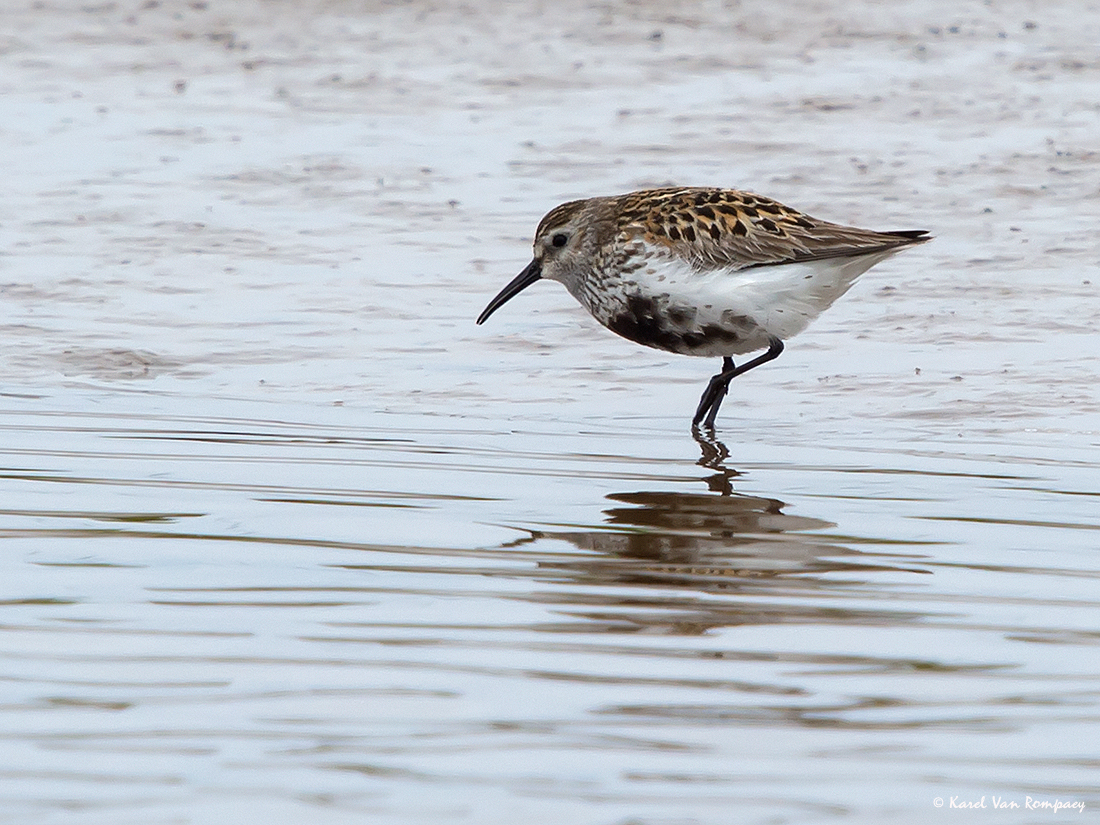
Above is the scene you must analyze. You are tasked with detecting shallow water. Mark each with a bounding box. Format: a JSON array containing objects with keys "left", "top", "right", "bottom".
[{"left": 2, "top": 1, "right": 1099, "bottom": 823}]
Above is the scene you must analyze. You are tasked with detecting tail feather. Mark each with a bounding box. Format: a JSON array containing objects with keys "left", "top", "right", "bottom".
[{"left": 885, "top": 229, "right": 932, "bottom": 242}]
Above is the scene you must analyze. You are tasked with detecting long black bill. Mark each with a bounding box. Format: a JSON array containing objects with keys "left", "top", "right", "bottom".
[{"left": 476, "top": 259, "right": 542, "bottom": 325}]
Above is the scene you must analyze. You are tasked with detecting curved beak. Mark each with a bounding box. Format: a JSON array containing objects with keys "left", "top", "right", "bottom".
[{"left": 476, "top": 259, "right": 542, "bottom": 325}]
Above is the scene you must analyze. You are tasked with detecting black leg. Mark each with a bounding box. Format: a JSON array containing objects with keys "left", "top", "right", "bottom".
[
  {"left": 692, "top": 356, "right": 735, "bottom": 427},
  {"left": 691, "top": 337, "right": 784, "bottom": 429}
]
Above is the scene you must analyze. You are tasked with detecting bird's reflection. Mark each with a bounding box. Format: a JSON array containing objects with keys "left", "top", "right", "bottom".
[
  {"left": 533, "top": 487, "right": 870, "bottom": 587},
  {"left": 507, "top": 430, "right": 928, "bottom": 634},
  {"left": 693, "top": 426, "right": 738, "bottom": 493}
]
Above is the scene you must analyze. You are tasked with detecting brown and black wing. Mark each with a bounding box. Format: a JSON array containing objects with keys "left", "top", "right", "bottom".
[{"left": 612, "top": 187, "right": 930, "bottom": 271}]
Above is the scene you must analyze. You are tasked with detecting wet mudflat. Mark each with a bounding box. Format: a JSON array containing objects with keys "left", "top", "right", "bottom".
[{"left": 1, "top": 1, "right": 1099, "bottom": 823}]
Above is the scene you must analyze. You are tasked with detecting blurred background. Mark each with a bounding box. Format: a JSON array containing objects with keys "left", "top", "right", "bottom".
[{"left": 1, "top": 1, "right": 1098, "bottom": 823}]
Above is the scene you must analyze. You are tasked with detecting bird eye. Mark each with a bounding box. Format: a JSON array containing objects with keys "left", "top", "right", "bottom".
[{"left": 551, "top": 233, "right": 568, "bottom": 248}]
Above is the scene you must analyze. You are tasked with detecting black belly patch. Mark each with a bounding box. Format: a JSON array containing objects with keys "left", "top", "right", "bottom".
[
  {"left": 606, "top": 294, "right": 743, "bottom": 353},
  {"left": 665, "top": 305, "right": 697, "bottom": 326}
]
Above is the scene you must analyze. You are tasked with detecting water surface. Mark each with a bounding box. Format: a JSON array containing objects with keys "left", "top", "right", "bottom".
[{"left": 2, "top": 1, "right": 1099, "bottom": 822}]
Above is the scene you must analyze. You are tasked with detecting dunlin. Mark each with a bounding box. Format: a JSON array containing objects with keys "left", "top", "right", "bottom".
[{"left": 477, "top": 187, "right": 930, "bottom": 429}]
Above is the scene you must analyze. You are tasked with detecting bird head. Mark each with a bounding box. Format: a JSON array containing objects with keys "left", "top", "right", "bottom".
[{"left": 476, "top": 199, "right": 595, "bottom": 325}]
